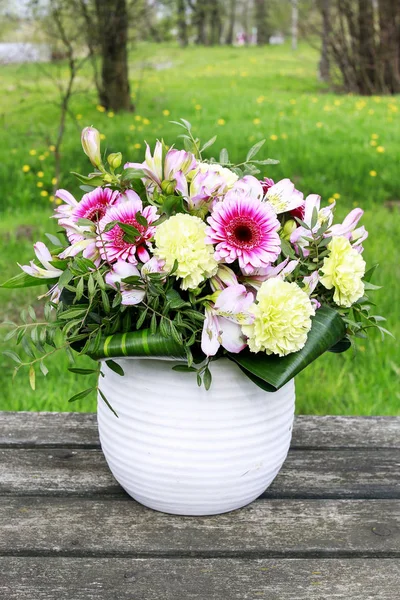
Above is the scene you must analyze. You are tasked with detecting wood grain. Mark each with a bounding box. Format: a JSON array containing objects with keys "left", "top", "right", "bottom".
[
  {"left": 0, "top": 497, "right": 398, "bottom": 557},
  {"left": 1, "top": 412, "right": 399, "bottom": 448},
  {"left": 0, "top": 558, "right": 399, "bottom": 599},
  {"left": 1, "top": 447, "right": 398, "bottom": 499}
]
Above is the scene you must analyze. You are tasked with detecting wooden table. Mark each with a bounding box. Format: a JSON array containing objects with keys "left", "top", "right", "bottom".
[{"left": 0, "top": 412, "right": 399, "bottom": 599}]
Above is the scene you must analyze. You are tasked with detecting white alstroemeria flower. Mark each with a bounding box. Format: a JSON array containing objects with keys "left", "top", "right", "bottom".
[
  {"left": 201, "top": 284, "right": 254, "bottom": 356},
  {"left": 105, "top": 260, "right": 145, "bottom": 306},
  {"left": 19, "top": 242, "right": 63, "bottom": 279},
  {"left": 264, "top": 178, "right": 304, "bottom": 214},
  {"left": 241, "top": 257, "right": 299, "bottom": 290},
  {"left": 329, "top": 208, "right": 368, "bottom": 253},
  {"left": 290, "top": 194, "right": 335, "bottom": 255}
]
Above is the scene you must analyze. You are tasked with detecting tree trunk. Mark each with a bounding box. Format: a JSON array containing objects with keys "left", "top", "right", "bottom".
[
  {"left": 318, "top": 0, "right": 330, "bottom": 80},
  {"left": 357, "top": 0, "right": 376, "bottom": 94},
  {"left": 194, "top": 1, "right": 207, "bottom": 45},
  {"left": 255, "top": 0, "right": 269, "bottom": 46},
  {"left": 225, "top": 0, "right": 237, "bottom": 45},
  {"left": 177, "top": 0, "right": 188, "bottom": 47},
  {"left": 209, "top": 1, "right": 222, "bottom": 45},
  {"left": 94, "top": 0, "right": 132, "bottom": 112},
  {"left": 291, "top": 0, "right": 298, "bottom": 51},
  {"left": 378, "top": 0, "right": 400, "bottom": 93}
]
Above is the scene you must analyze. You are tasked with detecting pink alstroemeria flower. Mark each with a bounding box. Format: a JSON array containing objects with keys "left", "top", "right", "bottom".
[
  {"left": 105, "top": 260, "right": 145, "bottom": 306},
  {"left": 329, "top": 208, "right": 368, "bottom": 253},
  {"left": 201, "top": 284, "right": 254, "bottom": 356},
  {"left": 97, "top": 195, "right": 158, "bottom": 264},
  {"left": 125, "top": 141, "right": 163, "bottom": 188},
  {"left": 303, "top": 272, "right": 321, "bottom": 310},
  {"left": 241, "top": 257, "right": 298, "bottom": 290},
  {"left": 290, "top": 194, "right": 335, "bottom": 256},
  {"left": 264, "top": 178, "right": 304, "bottom": 214},
  {"left": 187, "top": 169, "right": 228, "bottom": 212}
]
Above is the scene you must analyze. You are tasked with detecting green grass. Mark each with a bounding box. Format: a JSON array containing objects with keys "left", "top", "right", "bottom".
[{"left": 0, "top": 42, "right": 399, "bottom": 414}]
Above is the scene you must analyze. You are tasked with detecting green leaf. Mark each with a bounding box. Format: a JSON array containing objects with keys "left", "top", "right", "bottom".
[
  {"left": 251, "top": 158, "right": 280, "bottom": 165},
  {"left": 228, "top": 306, "right": 346, "bottom": 391},
  {"left": 3, "top": 350, "right": 22, "bottom": 364},
  {"left": 203, "top": 366, "right": 212, "bottom": 390},
  {"left": 105, "top": 359, "right": 124, "bottom": 376},
  {"left": 58, "top": 306, "right": 88, "bottom": 320},
  {"left": 120, "top": 168, "right": 145, "bottom": 181},
  {"left": 98, "top": 389, "right": 119, "bottom": 417},
  {"left": 68, "top": 387, "right": 96, "bottom": 403},
  {"left": 0, "top": 272, "right": 58, "bottom": 289},
  {"left": 172, "top": 365, "right": 197, "bottom": 372},
  {"left": 246, "top": 139, "right": 265, "bottom": 162},
  {"left": 71, "top": 172, "right": 104, "bottom": 186},
  {"left": 29, "top": 365, "right": 36, "bottom": 391},
  {"left": 219, "top": 148, "right": 229, "bottom": 164},
  {"left": 68, "top": 368, "right": 98, "bottom": 375},
  {"left": 364, "top": 264, "right": 378, "bottom": 283},
  {"left": 200, "top": 135, "right": 217, "bottom": 152},
  {"left": 45, "top": 233, "right": 62, "bottom": 246},
  {"left": 135, "top": 212, "right": 148, "bottom": 227},
  {"left": 363, "top": 281, "right": 382, "bottom": 291}
]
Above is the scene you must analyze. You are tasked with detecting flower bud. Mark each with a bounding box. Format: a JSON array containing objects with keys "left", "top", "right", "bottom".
[
  {"left": 81, "top": 127, "right": 102, "bottom": 168},
  {"left": 107, "top": 152, "right": 122, "bottom": 170},
  {"left": 103, "top": 173, "right": 113, "bottom": 183},
  {"left": 161, "top": 179, "right": 176, "bottom": 195},
  {"left": 281, "top": 219, "right": 297, "bottom": 241}
]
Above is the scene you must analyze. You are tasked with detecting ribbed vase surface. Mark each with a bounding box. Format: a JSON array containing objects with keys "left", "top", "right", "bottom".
[{"left": 97, "top": 358, "right": 295, "bottom": 516}]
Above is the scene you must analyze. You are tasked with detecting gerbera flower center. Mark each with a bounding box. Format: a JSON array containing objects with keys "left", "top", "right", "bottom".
[
  {"left": 84, "top": 204, "right": 108, "bottom": 221},
  {"left": 227, "top": 217, "right": 261, "bottom": 249}
]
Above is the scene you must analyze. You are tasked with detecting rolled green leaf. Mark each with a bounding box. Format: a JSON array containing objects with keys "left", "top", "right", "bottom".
[
  {"left": 87, "top": 328, "right": 187, "bottom": 361},
  {"left": 228, "top": 305, "right": 346, "bottom": 391}
]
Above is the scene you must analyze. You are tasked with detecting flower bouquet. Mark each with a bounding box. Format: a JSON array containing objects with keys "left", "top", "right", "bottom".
[{"left": 2, "top": 119, "right": 386, "bottom": 515}]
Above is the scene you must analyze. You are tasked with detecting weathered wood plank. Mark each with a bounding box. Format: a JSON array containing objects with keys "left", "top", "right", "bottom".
[
  {"left": 0, "top": 558, "right": 398, "bottom": 599},
  {"left": 0, "top": 448, "right": 399, "bottom": 499},
  {"left": 0, "top": 412, "right": 399, "bottom": 448},
  {"left": 0, "top": 497, "right": 398, "bottom": 557}
]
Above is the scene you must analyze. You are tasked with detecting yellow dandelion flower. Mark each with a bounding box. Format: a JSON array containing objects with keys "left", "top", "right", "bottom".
[
  {"left": 328, "top": 197, "right": 335, "bottom": 204},
  {"left": 290, "top": 99, "right": 296, "bottom": 105},
  {"left": 55, "top": 197, "right": 62, "bottom": 205},
  {"left": 37, "top": 182, "right": 43, "bottom": 188},
  {"left": 29, "top": 149, "right": 37, "bottom": 156},
  {"left": 100, "top": 133, "right": 106, "bottom": 140},
  {"left": 11, "top": 148, "right": 17, "bottom": 154},
  {"left": 334, "top": 100, "right": 341, "bottom": 106},
  {"left": 37, "top": 171, "right": 44, "bottom": 178},
  {"left": 250, "top": 57, "right": 257, "bottom": 64},
  {"left": 333, "top": 193, "right": 341, "bottom": 200},
  {"left": 270, "top": 134, "right": 278, "bottom": 141},
  {"left": 108, "top": 111, "right": 114, "bottom": 118},
  {"left": 388, "top": 104, "right": 398, "bottom": 112},
  {"left": 52, "top": 177, "right": 57, "bottom": 185},
  {"left": 39, "top": 155, "right": 45, "bottom": 160},
  {"left": 240, "top": 71, "right": 248, "bottom": 77},
  {"left": 22, "top": 165, "right": 30, "bottom": 173},
  {"left": 370, "top": 140, "right": 377, "bottom": 146},
  {"left": 256, "top": 96, "right": 265, "bottom": 104},
  {"left": 376, "top": 146, "right": 385, "bottom": 153},
  {"left": 49, "top": 196, "right": 55, "bottom": 203},
  {"left": 76, "top": 114, "right": 82, "bottom": 120},
  {"left": 217, "top": 118, "right": 226, "bottom": 126},
  {"left": 368, "top": 109, "right": 374, "bottom": 115},
  {"left": 281, "top": 133, "right": 288, "bottom": 139},
  {"left": 143, "top": 118, "right": 150, "bottom": 125},
  {"left": 134, "top": 115, "right": 142, "bottom": 121},
  {"left": 40, "top": 190, "right": 49, "bottom": 197},
  {"left": 311, "top": 97, "right": 318, "bottom": 103},
  {"left": 162, "top": 109, "right": 170, "bottom": 116},
  {"left": 134, "top": 143, "right": 141, "bottom": 149},
  {"left": 49, "top": 145, "right": 56, "bottom": 152},
  {"left": 371, "top": 133, "right": 379, "bottom": 139},
  {"left": 279, "top": 111, "right": 285, "bottom": 117},
  {"left": 373, "top": 96, "right": 381, "bottom": 103},
  {"left": 369, "top": 170, "right": 377, "bottom": 177},
  {"left": 323, "top": 105, "right": 332, "bottom": 111},
  {"left": 316, "top": 122, "right": 323, "bottom": 128},
  {"left": 129, "top": 124, "right": 136, "bottom": 131},
  {"left": 96, "top": 105, "right": 106, "bottom": 112},
  {"left": 253, "top": 118, "right": 261, "bottom": 125},
  {"left": 195, "top": 104, "right": 202, "bottom": 111}
]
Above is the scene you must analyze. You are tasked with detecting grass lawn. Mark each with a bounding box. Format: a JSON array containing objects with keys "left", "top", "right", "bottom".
[{"left": 0, "top": 42, "right": 399, "bottom": 414}]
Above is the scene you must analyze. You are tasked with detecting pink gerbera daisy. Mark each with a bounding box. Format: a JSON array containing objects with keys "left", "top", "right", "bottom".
[
  {"left": 55, "top": 187, "right": 120, "bottom": 244},
  {"left": 206, "top": 194, "right": 281, "bottom": 274},
  {"left": 97, "top": 195, "right": 158, "bottom": 264}
]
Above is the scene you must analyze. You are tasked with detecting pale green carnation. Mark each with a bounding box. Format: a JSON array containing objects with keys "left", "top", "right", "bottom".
[
  {"left": 320, "top": 236, "right": 365, "bottom": 307},
  {"left": 154, "top": 213, "right": 218, "bottom": 290},
  {"left": 242, "top": 277, "right": 315, "bottom": 356}
]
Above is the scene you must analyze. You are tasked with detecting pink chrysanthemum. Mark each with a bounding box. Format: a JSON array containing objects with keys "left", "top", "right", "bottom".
[
  {"left": 206, "top": 195, "right": 281, "bottom": 274},
  {"left": 97, "top": 195, "right": 158, "bottom": 264}
]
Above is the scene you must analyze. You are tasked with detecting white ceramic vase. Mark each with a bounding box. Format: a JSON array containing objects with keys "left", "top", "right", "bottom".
[{"left": 97, "top": 357, "right": 295, "bottom": 516}]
